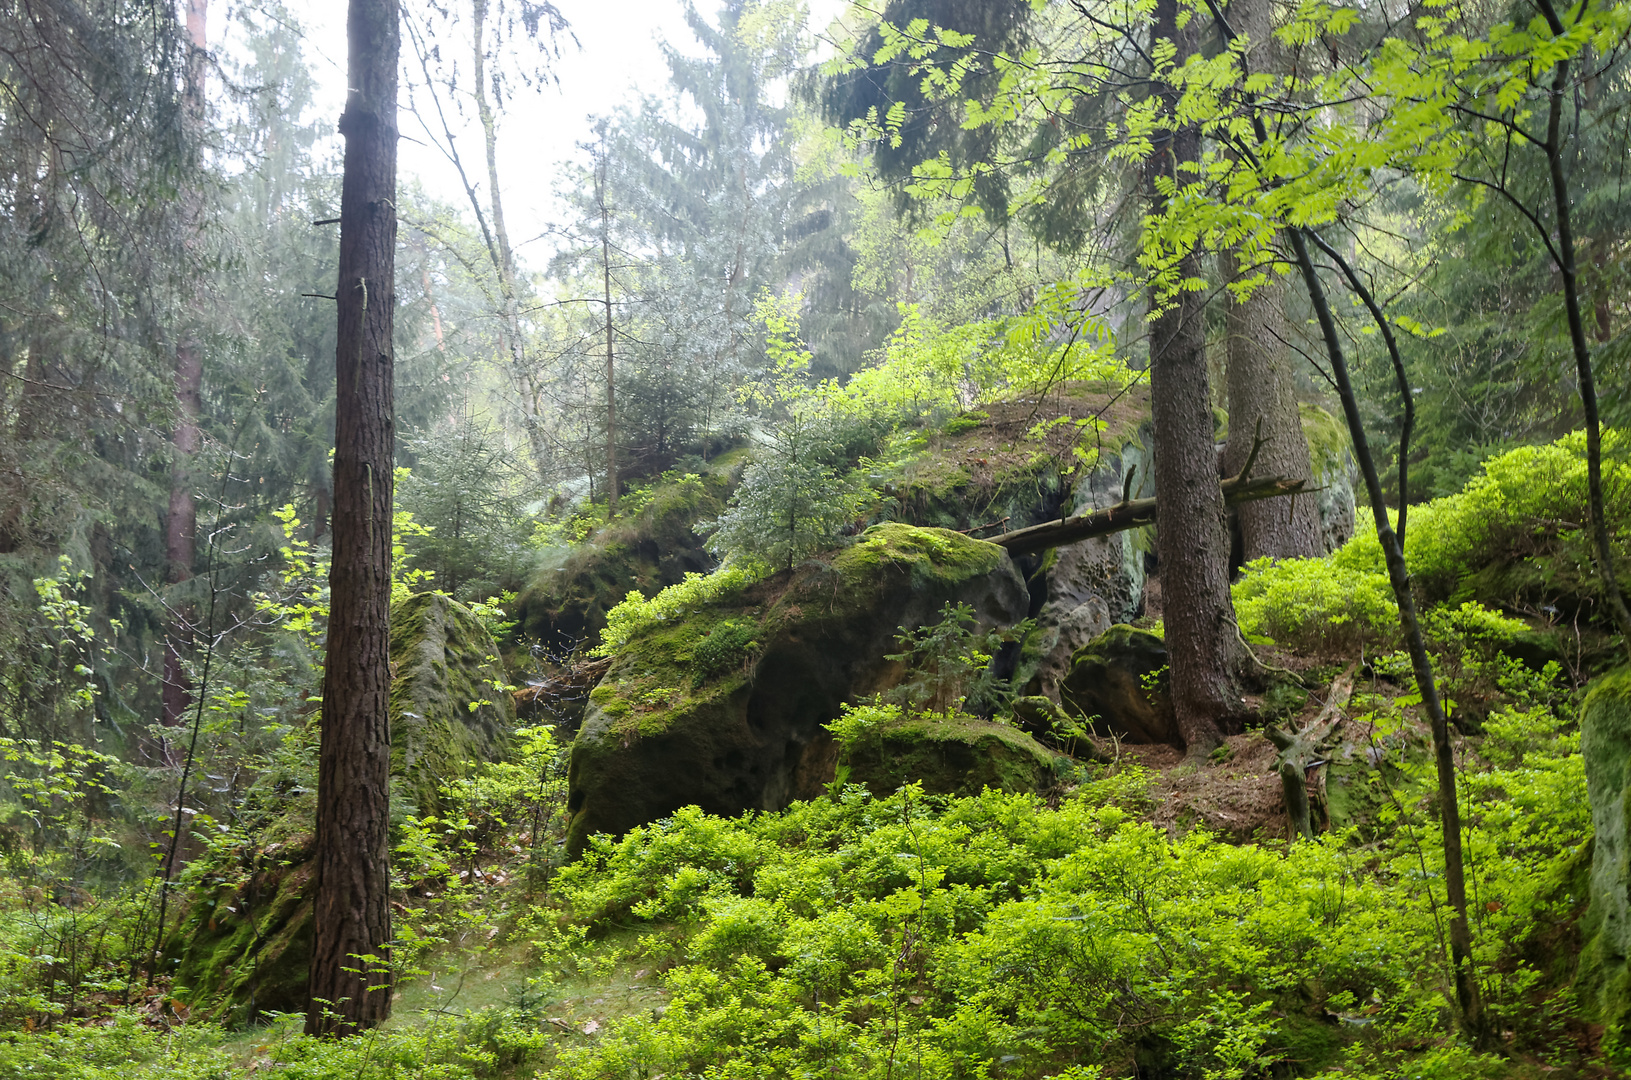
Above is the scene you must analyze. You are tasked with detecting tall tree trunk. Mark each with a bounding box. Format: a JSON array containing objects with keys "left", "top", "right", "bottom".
[
  {"left": 595, "top": 134, "right": 618, "bottom": 516},
  {"left": 307, "top": 0, "right": 398, "bottom": 1037},
  {"left": 1221, "top": 259, "right": 1321, "bottom": 560},
  {"left": 1220, "top": 0, "right": 1320, "bottom": 561},
  {"left": 1147, "top": 0, "right": 1237, "bottom": 755},
  {"left": 162, "top": 0, "right": 208, "bottom": 737}
]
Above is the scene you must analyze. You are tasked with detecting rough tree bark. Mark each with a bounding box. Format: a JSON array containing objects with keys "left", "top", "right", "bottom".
[
  {"left": 1220, "top": 0, "right": 1320, "bottom": 562},
  {"left": 306, "top": 0, "right": 397, "bottom": 1037},
  {"left": 1146, "top": 0, "right": 1239, "bottom": 755},
  {"left": 161, "top": 0, "right": 208, "bottom": 738},
  {"left": 595, "top": 130, "right": 618, "bottom": 516}
]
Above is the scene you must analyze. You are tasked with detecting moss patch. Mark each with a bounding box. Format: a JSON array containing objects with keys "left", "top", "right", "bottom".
[
  {"left": 390, "top": 592, "right": 515, "bottom": 817},
  {"left": 841, "top": 714, "right": 1063, "bottom": 797},
  {"left": 1579, "top": 666, "right": 1631, "bottom": 1048},
  {"left": 1299, "top": 402, "right": 1351, "bottom": 482}
]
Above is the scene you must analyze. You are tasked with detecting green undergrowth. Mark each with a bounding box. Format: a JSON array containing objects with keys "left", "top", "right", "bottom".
[
  {"left": 0, "top": 649, "right": 1602, "bottom": 1077},
  {"left": 1234, "top": 430, "right": 1628, "bottom": 662}
]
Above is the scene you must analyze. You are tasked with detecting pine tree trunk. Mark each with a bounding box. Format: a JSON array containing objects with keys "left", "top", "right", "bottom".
[
  {"left": 1222, "top": 263, "right": 1321, "bottom": 560},
  {"left": 162, "top": 0, "right": 208, "bottom": 737},
  {"left": 1147, "top": 0, "right": 1236, "bottom": 755},
  {"left": 1219, "top": 0, "right": 1320, "bottom": 562},
  {"left": 307, "top": 0, "right": 398, "bottom": 1037}
]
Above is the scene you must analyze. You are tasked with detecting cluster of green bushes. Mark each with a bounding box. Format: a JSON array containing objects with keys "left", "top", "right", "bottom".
[
  {"left": 1234, "top": 432, "right": 1628, "bottom": 656},
  {"left": 0, "top": 619, "right": 1607, "bottom": 1078}
]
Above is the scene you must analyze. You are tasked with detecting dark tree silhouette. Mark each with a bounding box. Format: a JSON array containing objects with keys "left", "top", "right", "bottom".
[{"left": 306, "top": 0, "right": 398, "bottom": 1037}]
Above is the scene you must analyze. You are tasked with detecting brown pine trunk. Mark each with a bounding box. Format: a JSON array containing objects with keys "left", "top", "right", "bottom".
[
  {"left": 306, "top": 0, "right": 398, "bottom": 1037},
  {"left": 1146, "top": 0, "right": 1237, "bottom": 756},
  {"left": 161, "top": 0, "right": 208, "bottom": 737},
  {"left": 1222, "top": 263, "right": 1321, "bottom": 560},
  {"left": 1219, "top": 0, "right": 1320, "bottom": 562}
]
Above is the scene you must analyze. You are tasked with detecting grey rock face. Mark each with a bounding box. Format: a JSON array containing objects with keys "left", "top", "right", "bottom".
[{"left": 1028, "top": 435, "right": 1152, "bottom": 700}]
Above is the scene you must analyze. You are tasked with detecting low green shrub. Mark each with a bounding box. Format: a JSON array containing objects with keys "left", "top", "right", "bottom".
[
  {"left": 1336, "top": 430, "right": 1630, "bottom": 608},
  {"left": 1232, "top": 556, "right": 1399, "bottom": 653}
]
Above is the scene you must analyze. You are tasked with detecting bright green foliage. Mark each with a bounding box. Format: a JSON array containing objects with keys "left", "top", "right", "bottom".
[
  {"left": 593, "top": 565, "right": 760, "bottom": 658},
  {"left": 1333, "top": 432, "right": 1631, "bottom": 608},
  {"left": 1233, "top": 556, "right": 1401, "bottom": 654},
  {"left": 1235, "top": 433, "right": 1619, "bottom": 653},
  {"left": 545, "top": 784, "right": 1427, "bottom": 1079}
]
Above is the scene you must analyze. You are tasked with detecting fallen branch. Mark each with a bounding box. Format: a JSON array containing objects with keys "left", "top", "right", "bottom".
[
  {"left": 990, "top": 473, "right": 1309, "bottom": 557},
  {"left": 1264, "top": 665, "right": 1356, "bottom": 842}
]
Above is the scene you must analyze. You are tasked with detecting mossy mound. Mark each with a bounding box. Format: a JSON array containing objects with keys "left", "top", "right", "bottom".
[
  {"left": 1580, "top": 667, "right": 1631, "bottom": 1046},
  {"left": 517, "top": 468, "right": 736, "bottom": 650},
  {"left": 174, "top": 596, "right": 514, "bottom": 1021},
  {"left": 172, "top": 789, "right": 316, "bottom": 1024},
  {"left": 1058, "top": 624, "right": 1174, "bottom": 744},
  {"left": 565, "top": 523, "right": 1029, "bottom": 855},
  {"left": 841, "top": 714, "right": 1063, "bottom": 797},
  {"left": 390, "top": 591, "right": 514, "bottom": 816},
  {"left": 882, "top": 383, "right": 1151, "bottom": 533},
  {"left": 1335, "top": 431, "right": 1630, "bottom": 622}
]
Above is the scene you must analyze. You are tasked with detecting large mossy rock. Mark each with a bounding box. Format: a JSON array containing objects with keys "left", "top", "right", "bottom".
[
  {"left": 564, "top": 523, "right": 1029, "bottom": 855},
  {"left": 175, "top": 592, "right": 513, "bottom": 1020},
  {"left": 1580, "top": 667, "right": 1631, "bottom": 1042},
  {"left": 1026, "top": 435, "right": 1153, "bottom": 699},
  {"left": 841, "top": 714, "right": 1062, "bottom": 798},
  {"left": 516, "top": 467, "right": 736, "bottom": 650},
  {"left": 171, "top": 790, "right": 316, "bottom": 1023},
  {"left": 1058, "top": 625, "right": 1175, "bottom": 744},
  {"left": 390, "top": 592, "right": 515, "bottom": 816}
]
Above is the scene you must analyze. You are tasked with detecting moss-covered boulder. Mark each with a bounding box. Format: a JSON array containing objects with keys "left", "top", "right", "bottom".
[
  {"left": 841, "top": 714, "right": 1063, "bottom": 797},
  {"left": 172, "top": 789, "right": 316, "bottom": 1024},
  {"left": 1058, "top": 625, "right": 1174, "bottom": 744},
  {"left": 174, "top": 593, "right": 513, "bottom": 1020},
  {"left": 390, "top": 591, "right": 514, "bottom": 816},
  {"left": 565, "top": 524, "right": 1029, "bottom": 855},
  {"left": 517, "top": 467, "right": 736, "bottom": 650},
  {"left": 1580, "top": 667, "right": 1631, "bottom": 1044},
  {"left": 883, "top": 384, "right": 1151, "bottom": 536}
]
